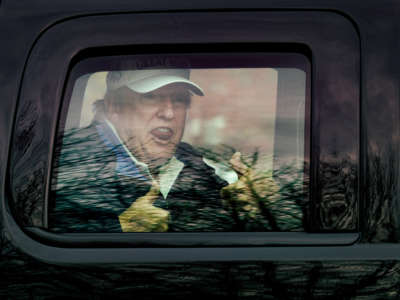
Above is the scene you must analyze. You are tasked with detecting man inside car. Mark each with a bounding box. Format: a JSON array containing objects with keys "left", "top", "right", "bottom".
[{"left": 51, "top": 68, "right": 279, "bottom": 232}]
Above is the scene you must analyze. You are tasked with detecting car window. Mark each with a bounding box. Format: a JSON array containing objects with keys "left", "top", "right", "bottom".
[{"left": 48, "top": 53, "right": 310, "bottom": 233}]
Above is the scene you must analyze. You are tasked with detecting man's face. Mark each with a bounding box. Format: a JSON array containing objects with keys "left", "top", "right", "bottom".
[{"left": 107, "top": 83, "right": 190, "bottom": 168}]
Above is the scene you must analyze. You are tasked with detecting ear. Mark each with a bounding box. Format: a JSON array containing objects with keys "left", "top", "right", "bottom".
[{"left": 104, "top": 96, "right": 118, "bottom": 121}]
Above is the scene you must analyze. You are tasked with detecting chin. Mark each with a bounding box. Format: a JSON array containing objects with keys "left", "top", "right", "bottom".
[
  {"left": 146, "top": 150, "right": 175, "bottom": 165},
  {"left": 151, "top": 144, "right": 177, "bottom": 158}
]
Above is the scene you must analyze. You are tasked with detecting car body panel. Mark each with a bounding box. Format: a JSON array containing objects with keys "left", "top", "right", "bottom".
[{"left": 1, "top": 0, "right": 400, "bottom": 298}]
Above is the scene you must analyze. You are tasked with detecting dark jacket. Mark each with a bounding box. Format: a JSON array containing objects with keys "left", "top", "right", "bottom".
[{"left": 49, "top": 123, "right": 234, "bottom": 232}]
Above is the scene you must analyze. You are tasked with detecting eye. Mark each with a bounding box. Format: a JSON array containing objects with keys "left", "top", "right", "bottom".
[
  {"left": 140, "top": 93, "right": 160, "bottom": 105},
  {"left": 172, "top": 94, "right": 190, "bottom": 106},
  {"left": 142, "top": 93, "right": 156, "bottom": 100}
]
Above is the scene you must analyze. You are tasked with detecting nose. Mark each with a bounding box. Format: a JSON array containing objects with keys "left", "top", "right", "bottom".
[{"left": 156, "top": 97, "right": 175, "bottom": 120}]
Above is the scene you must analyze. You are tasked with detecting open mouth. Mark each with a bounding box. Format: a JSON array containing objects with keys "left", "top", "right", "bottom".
[{"left": 150, "top": 127, "right": 174, "bottom": 143}]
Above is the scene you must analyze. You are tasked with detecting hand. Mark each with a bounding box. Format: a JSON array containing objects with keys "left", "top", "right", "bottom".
[
  {"left": 118, "top": 182, "right": 169, "bottom": 232},
  {"left": 220, "top": 152, "right": 279, "bottom": 219}
]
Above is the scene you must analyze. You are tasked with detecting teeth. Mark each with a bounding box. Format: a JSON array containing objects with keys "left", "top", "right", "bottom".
[{"left": 151, "top": 127, "right": 173, "bottom": 141}]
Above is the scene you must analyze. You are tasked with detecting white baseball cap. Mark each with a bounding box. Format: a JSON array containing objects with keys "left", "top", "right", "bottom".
[{"left": 106, "top": 69, "right": 204, "bottom": 96}]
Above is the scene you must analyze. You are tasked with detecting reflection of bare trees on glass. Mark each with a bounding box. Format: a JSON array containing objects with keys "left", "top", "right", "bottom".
[
  {"left": 199, "top": 146, "right": 306, "bottom": 231},
  {"left": 1, "top": 244, "right": 400, "bottom": 299},
  {"left": 4, "top": 129, "right": 400, "bottom": 298},
  {"left": 50, "top": 127, "right": 307, "bottom": 232},
  {"left": 364, "top": 146, "right": 399, "bottom": 242},
  {"left": 317, "top": 157, "right": 357, "bottom": 231},
  {"left": 50, "top": 127, "right": 131, "bottom": 232},
  {"left": 13, "top": 124, "right": 360, "bottom": 234},
  {"left": 13, "top": 165, "right": 45, "bottom": 227}
]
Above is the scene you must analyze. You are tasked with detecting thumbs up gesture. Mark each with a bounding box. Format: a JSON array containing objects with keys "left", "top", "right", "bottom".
[{"left": 118, "top": 182, "right": 169, "bottom": 232}]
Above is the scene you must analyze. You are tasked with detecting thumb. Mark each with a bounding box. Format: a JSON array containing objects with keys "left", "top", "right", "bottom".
[
  {"left": 136, "top": 181, "right": 160, "bottom": 205},
  {"left": 229, "top": 152, "right": 249, "bottom": 177}
]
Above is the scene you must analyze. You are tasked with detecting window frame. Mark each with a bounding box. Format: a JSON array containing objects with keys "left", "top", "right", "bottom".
[{"left": 5, "top": 10, "right": 360, "bottom": 263}]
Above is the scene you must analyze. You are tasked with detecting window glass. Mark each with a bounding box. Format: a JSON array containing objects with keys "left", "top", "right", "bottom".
[{"left": 49, "top": 53, "right": 310, "bottom": 233}]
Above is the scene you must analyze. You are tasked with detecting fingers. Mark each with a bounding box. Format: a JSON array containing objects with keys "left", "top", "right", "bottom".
[
  {"left": 118, "top": 180, "right": 169, "bottom": 232},
  {"left": 229, "top": 152, "right": 249, "bottom": 177},
  {"left": 119, "top": 204, "right": 169, "bottom": 232}
]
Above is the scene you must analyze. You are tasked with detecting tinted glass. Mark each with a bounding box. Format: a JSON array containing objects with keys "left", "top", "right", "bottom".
[{"left": 49, "top": 53, "right": 310, "bottom": 232}]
